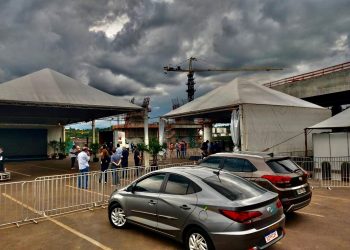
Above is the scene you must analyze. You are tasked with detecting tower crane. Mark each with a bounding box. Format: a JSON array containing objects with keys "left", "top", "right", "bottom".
[{"left": 164, "top": 57, "right": 282, "bottom": 102}]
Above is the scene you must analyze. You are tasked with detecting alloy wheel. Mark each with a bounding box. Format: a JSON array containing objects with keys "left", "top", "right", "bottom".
[
  {"left": 188, "top": 232, "right": 208, "bottom": 250},
  {"left": 111, "top": 207, "right": 126, "bottom": 227}
]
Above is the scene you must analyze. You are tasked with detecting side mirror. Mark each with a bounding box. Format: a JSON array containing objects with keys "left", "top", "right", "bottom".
[{"left": 126, "top": 184, "right": 135, "bottom": 193}]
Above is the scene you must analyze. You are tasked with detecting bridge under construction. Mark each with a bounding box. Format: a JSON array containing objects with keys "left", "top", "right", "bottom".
[{"left": 264, "top": 62, "right": 350, "bottom": 114}]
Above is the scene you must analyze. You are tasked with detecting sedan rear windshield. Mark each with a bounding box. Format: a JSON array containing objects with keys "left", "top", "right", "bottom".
[
  {"left": 266, "top": 158, "right": 301, "bottom": 174},
  {"left": 203, "top": 173, "right": 266, "bottom": 201}
]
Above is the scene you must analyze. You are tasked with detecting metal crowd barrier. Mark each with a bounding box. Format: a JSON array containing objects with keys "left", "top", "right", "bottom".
[
  {"left": 0, "top": 162, "right": 194, "bottom": 228},
  {"left": 313, "top": 157, "right": 350, "bottom": 188},
  {"left": 159, "top": 148, "right": 202, "bottom": 161},
  {"left": 0, "top": 181, "right": 40, "bottom": 227},
  {"left": 291, "top": 156, "right": 350, "bottom": 188}
]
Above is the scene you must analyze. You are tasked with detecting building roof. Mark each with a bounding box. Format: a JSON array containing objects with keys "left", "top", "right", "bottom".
[
  {"left": 309, "top": 108, "right": 350, "bottom": 129},
  {"left": 0, "top": 68, "right": 142, "bottom": 125},
  {"left": 162, "top": 78, "right": 324, "bottom": 119}
]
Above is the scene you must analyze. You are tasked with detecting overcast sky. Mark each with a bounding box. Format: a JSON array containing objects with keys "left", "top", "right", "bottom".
[{"left": 0, "top": 0, "right": 349, "bottom": 128}]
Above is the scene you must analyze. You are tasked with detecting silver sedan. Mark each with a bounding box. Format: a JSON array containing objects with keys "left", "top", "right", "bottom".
[{"left": 108, "top": 167, "right": 285, "bottom": 250}]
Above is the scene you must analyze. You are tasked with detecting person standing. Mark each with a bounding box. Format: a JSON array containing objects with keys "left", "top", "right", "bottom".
[
  {"left": 133, "top": 145, "right": 142, "bottom": 176},
  {"left": 201, "top": 140, "right": 209, "bottom": 158},
  {"left": 116, "top": 144, "right": 122, "bottom": 158},
  {"left": 99, "top": 145, "right": 110, "bottom": 183},
  {"left": 110, "top": 148, "right": 122, "bottom": 185},
  {"left": 169, "top": 143, "right": 174, "bottom": 159},
  {"left": 181, "top": 140, "right": 186, "bottom": 159},
  {"left": 121, "top": 146, "right": 129, "bottom": 179},
  {"left": 208, "top": 142, "right": 214, "bottom": 155},
  {"left": 69, "top": 145, "right": 77, "bottom": 169},
  {"left": 0, "top": 146, "right": 5, "bottom": 172},
  {"left": 77, "top": 147, "right": 90, "bottom": 189},
  {"left": 175, "top": 141, "right": 180, "bottom": 159}
]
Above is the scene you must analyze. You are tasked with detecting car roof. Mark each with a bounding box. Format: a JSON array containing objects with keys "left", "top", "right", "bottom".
[
  {"left": 155, "top": 166, "right": 218, "bottom": 179},
  {"left": 207, "top": 152, "right": 289, "bottom": 161}
]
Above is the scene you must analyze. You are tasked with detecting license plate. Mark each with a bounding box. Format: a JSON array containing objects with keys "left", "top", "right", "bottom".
[
  {"left": 296, "top": 187, "right": 306, "bottom": 195},
  {"left": 265, "top": 230, "right": 278, "bottom": 243}
]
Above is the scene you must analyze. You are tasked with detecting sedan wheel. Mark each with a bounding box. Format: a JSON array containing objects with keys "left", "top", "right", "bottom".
[
  {"left": 189, "top": 233, "right": 208, "bottom": 250},
  {"left": 109, "top": 204, "right": 127, "bottom": 228},
  {"left": 186, "top": 228, "right": 214, "bottom": 250}
]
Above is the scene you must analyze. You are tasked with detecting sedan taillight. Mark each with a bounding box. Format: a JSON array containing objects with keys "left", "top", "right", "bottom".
[
  {"left": 219, "top": 209, "right": 262, "bottom": 223},
  {"left": 276, "top": 199, "right": 282, "bottom": 209}
]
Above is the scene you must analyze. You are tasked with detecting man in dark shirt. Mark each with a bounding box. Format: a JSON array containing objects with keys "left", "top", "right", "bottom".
[
  {"left": 201, "top": 140, "right": 209, "bottom": 158},
  {"left": 121, "top": 147, "right": 129, "bottom": 178},
  {"left": 134, "top": 146, "right": 142, "bottom": 176}
]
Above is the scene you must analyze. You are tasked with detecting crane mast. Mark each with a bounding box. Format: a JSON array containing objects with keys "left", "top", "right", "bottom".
[
  {"left": 164, "top": 57, "right": 282, "bottom": 102},
  {"left": 186, "top": 57, "right": 196, "bottom": 102}
]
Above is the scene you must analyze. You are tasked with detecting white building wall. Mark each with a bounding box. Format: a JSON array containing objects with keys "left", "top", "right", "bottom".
[
  {"left": 313, "top": 132, "right": 350, "bottom": 158},
  {"left": 313, "top": 133, "right": 331, "bottom": 157},
  {"left": 47, "top": 125, "right": 64, "bottom": 155},
  {"left": 313, "top": 132, "right": 350, "bottom": 181}
]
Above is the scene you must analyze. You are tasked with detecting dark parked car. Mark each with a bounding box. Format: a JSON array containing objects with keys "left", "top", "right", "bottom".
[
  {"left": 199, "top": 152, "right": 312, "bottom": 212},
  {"left": 108, "top": 167, "right": 285, "bottom": 250}
]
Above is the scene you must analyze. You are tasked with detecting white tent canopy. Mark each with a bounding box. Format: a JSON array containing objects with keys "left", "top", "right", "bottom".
[
  {"left": 0, "top": 68, "right": 141, "bottom": 109},
  {"left": 0, "top": 68, "right": 142, "bottom": 125},
  {"left": 308, "top": 108, "right": 350, "bottom": 129},
  {"left": 163, "top": 78, "right": 323, "bottom": 119},
  {"left": 162, "top": 78, "right": 330, "bottom": 153}
]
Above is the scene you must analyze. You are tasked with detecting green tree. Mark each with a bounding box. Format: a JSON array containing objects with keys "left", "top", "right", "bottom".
[
  {"left": 48, "top": 140, "right": 59, "bottom": 158},
  {"left": 147, "top": 138, "right": 164, "bottom": 166},
  {"left": 58, "top": 141, "right": 66, "bottom": 159}
]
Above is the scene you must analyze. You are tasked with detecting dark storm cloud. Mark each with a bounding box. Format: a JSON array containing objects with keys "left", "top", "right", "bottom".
[{"left": 0, "top": 0, "right": 349, "bottom": 119}]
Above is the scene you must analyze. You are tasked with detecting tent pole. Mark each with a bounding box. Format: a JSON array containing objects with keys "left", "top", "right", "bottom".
[
  {"left": 144, "top": 108, "right": 150, "bottom": 167},
  {"left": 304, "top": 128, "right": 308, "bottom": 157},
  {"left": 92, "top": 120, "right": 96, "bottom": 143}
]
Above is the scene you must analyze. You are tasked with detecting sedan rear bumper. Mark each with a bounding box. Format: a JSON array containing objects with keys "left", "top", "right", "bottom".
[{"left": 210, "top": 214, "right": 285, "bottom": 250}]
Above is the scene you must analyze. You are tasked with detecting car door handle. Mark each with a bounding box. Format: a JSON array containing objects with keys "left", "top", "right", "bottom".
[
  {"left": 179, "top": 205, "right": 191, "bottom": 210},
  {"left": 149, "top": 200, "right": 157, "bottom": 205}
]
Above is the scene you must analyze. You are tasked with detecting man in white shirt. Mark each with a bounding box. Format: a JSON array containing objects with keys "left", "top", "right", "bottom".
[
  {"left": 0, "top": 147, "right": 4, "bottom": 172},
  {"left": 77, "top": 147, "right": 90, "bottom": 189}
]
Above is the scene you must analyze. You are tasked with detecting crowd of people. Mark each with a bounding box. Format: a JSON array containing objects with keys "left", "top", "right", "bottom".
[
  {"left": 68, "top": 138, "right": 224, "bottom": 189},
  {"left": 168, "top": 140, "right": 188, "bottom": 159},
  {"left": 200, "top": 140, "right": 223, "bottom": 158},
  {"left": 69, "top": 143, "right": 142, "bottom": 189}
]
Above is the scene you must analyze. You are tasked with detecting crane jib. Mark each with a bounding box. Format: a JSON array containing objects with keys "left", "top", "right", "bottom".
[{"left": 163, "top": 57, "right": 282, "bottom": 102}]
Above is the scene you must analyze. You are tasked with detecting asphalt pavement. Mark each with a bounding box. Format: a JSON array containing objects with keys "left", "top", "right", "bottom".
[{"left": 1, "top": 158, "right": 350, "bottom": 249}]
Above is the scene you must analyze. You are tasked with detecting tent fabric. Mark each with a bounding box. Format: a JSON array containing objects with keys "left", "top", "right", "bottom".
[
  {"left": 0, "top": 68, "right": 142, "bottom": 110},
  {"left": 158, "top": 118, "right": 166, "bottom": 144},
  {"left": 308, "top": 108, "right": 350, "bottom": 129},
  {"left": 241, "top": 104, "right": 330, "bottom": 153},
  {"left": 230, "top": 109, "right": 240, "bottom": 151},
  {"left": 162, "top": 78, "right": 324, "bottom": 119}
]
